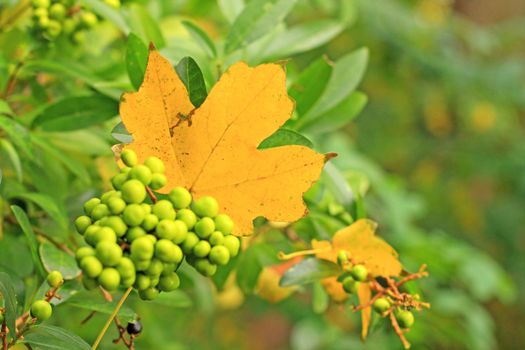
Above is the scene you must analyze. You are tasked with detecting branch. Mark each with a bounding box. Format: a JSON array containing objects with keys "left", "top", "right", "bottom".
[
  {"left": 146, "top": 187, "right": 157, "bottom": 204},
  {"left": 389, "top": 312, "right": 410, "bottom": 349}
]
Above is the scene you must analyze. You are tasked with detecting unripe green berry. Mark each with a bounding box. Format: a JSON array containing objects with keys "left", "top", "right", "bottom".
[
  {"left": 80, "top": 256, "right": 103, "bottom": 278},
  {"left": 168, "top": 187, "right": 192, "bottom": 209},
  {"left": 62, "top": 18, "right": 77, "bottom": 34},
  {"left": 46, "top": 20, "right": 61, "bottom": 37},
  {"left": 130, "top": 236, "right": 154, "bottom": 261},
  {"left": 337, "top": 250, "right": 348, "bottom": 267},
  {"left": 123, "top": 203, "right": 146, "bottom": 227},
  {"left": 134, "top": 274, "right": 150, "bottom": 290},
  {"left": 85, "top": 227, "right": 117, "bottom": 246},
  {"left": 214, "top": 214, "right": 234, "bottom": 235},
  {"left": 396, "top": 310, "right": 415, "bottom": 329},
  {"left": 149, "top": 173, "right": 166, "bottom": 190},
  {"left": 142, "top": 214, "right": 158, "bottom": 231},
  {"left": 46, "top": 271, "right": 63, "bottom": 288},
  {"left": 152, "top": 200, "right": 175, "bottom": 220},
  {"left": 158, "top": 272, "right": 180, "bottom": 292},
  {"left": 223, "top": 235, "right": 240, "bottom": 257},
  {"left": 373, "top": 297, "right": 391, "bottom": 314},
  {"left": 111, "top": 173, "right": 128, "bottom": 190},
  {"left": 82, "top": 277, "right": 98, "bottom": 290},
  {"left": 75, "top": 215, "right": 92, "bottom": 234},
  {"left": 121, "top": 275, "right": 136, "bottom": 288},
  {"left": 117, "top": 257, "right": 135, "bottom": 278},
  {"left": 209, "top": 245, "right": 230, "bottom": 266},
  {"left": 37, "top": 16, "right": 49, "bottom": 28},
  {"left": 96, "top": 241, "right": 122, "bottom": 266},
  {"left": 209, "top": 231, "right": 224, "bottom": 246},
  {"left": 149, "top": 275, "right": 160, "bottom": 287},
  {"left": 342, "top": 276, "right": 359, "bottom": 294},
  {"left": 156, "top": 219, "right": 177, "bottom": 240},
  {"left": 171, "top": 220, "right": 188, "bottom": 244},
  {"left": 98, "top": 268, "right": 120, "bottom": 291},
  {"left": 191, "top": 196, "right": 219, "bottom": 218},
  {"left": 107, "top": 197, "right": 126, "bottom": 215},
  {"left": 195, "top": 217, "right": 215, "bottom": 239},
  {"left": 72, "top": 30, "right": 86, "bottom": 44},
  {"left": 194, "top": 259, "right": 217, "bottom": 277},
  {"left": 120, "top": 149, "right": 137, "bottom": 167},
  {"left": 176, "top": 209, "right": 197, "bottom": 229},
  {"left": 103, "top": 216, "right": 127, "bottom": 237},
  {"left": 139, "top": 287, "right": 159, "bottom": 301},
  {"left": 146, "top": 258, "right": 163, "bottom": 277},
  {"left": 32, "top": 0, "right": 50, "bottom": 8},
  {"left": 91, "top": 204, "right": 109, "bottom": 221},
  {"left": 193, "top": 240, "right": 211, "bottom": 258},
  {"left": 182, "top": 232, "right": 199, "bottom": 254},
  {"left": 143, "top": 156, "right": 164, "bottom": 174},
  {"left": 84, "top": 198, "right": 101, "bottom": 216},
  {"left": 33, "top": 7, "right": 48, "bottom": 18},
  {"left": 126, "top": 226, "right": 146, "bottom": 241},
  {"left": 161, "top": 263, "right": 176, "bottom": 275},
  {"left": 154, "top": 239, "right": 177, "bottom": 263},
  {"left": 145, "top": 234, "right": 157, "bottom": 245},
  {"left": 75, "top": 246, "right": 95, "bottom": 261},
  {"left": 31, "top": 300, "right": 52, "bottom": 321},
  {"left": 49, "top": 3, "right": 66, "bottom": 18},
  {"left": 140, "top": 203, "right": 152, "bottom": 215},
  {"left": 80, "top": 11, "right": 97, "bottom": 27},
  {"left": 134, "top": 259, "right": 151, "bottom": 271},
  {"left": 351, "top": 264, "right": 368, "bottom": 282},
  {"left": 129, "top": 165, "right": 152, "bottom": 186},
  {"left": 121, "top": 180, "right": 147, "bottom": 204}
]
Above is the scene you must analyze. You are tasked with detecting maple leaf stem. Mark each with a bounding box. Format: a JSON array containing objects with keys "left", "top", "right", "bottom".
[{"left": 278, "top": 247, "right": 330, "bottom": 260}]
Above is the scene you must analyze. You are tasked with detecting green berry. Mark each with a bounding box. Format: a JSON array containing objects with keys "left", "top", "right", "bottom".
[
  {"left": 121, "top": 275, "right": 136, "bottom": 288},
  {"left": 396, "top": 310, "right": 415, "bottom": 329},
  {"left": 103, "top": 216, "right": 127, "bottom": 237},
  {"left": 195, "top": 217, "right": 215, "bottom": 239},
  {"left": 72, "top": 30, "right": 86, "bottom": 44},
  {"left": 123, "top": 203, "right": 146, "bottom": 226},
  {"left": 80, "top": 256, "right": 103, "bottom": 278},
  {"left": 342, "top": 276, "right": 359, "bottom": 294},
  {"left": 149, "top": 275, "right": 160, "bottom": 287},
  {"left": 134, "top": 259, "right": 151, "bottom": 271},
  {"left": 176, "top": 209, "right": 197, "bottom": 229},
  {"left": 144, "top": 156, "right": 165, "bottom": 174},
  {"left": 146, "top": 259, "right": 163, "bottom": 276},
  {"left": 85, "top": 227, "right": 117, "bottom": 246},
  {"left": 149, "top": 173, "right": 167, "bottom": 190},
  {"left": 46, "top": 271, "right": 63, "bottom": 288},
  {"left": 31, "top": 300, "right": 52, "bottom": 321},
  {"left": 62, "top": 18, "right": 77, "bottom": 34},
  {"left": 214, "top": 214, "right": 234, "bottom": 235},
  {"left": 145, "top": 234, "right": 157, "bottom": 245},
  {"left": 32, "top": 0, "right": 50, "bottom": 8},
  {"left": 141, "top": 203, "right": 152, "bottom": 215},
  {"left": 82, "top": 277, "right": 98, "bottom": 290},
  {"left": 37, "top": 16, "right": 49, "bottom": 28},
  {"left": 75, "top": 216, "right": 92, "bottom": 234},
  {"left": 49, "top": 3, "right": 66, "bottom": 18},
  {"left": 223, "top": 235, "right": 240, "bottom": 257},
  {"left": 126, "top": 226, "right": 146, "bottom": 241},
  {"left": 209, "top": 231, "right": 224, "bottom": 246},
  {"left": 80, "top": 11, "right": 98, "bottom": 28},
  {"left": 168, "top": 187, "right": 191, "bottom": 209},
  {"left": 155, "top": 219, "right": 177, "bottom": 240},
  {"left": 191, "top": 196, "right": 219, "bottom": 218},
  {"left": 129, "top": 165, "right": 152, "bottom": 186},
  {"left": 139, "top": 287, "right": 159, "bottom": 301},
  {"left": 130, "top": 236, "right": 154, "bottom": 261},
  {"left": 373, "top": 297, "right": 391, "bottom": 314},
  {"left": 194, "top": 259, "right": 217, "bottom": 277},
  {"left": 142, "top": 214, "right": 159, "bottom": 231},
  {"left": 91, "top": 204, "right": 109, "bottom": 220},
  {"left": 46, "top": 20, "right": 61, "bottom": 37},
  {"left": 161, "top": 263, "right": 176, "bottom": 275},
  {"left": 117, "top": 257, "right": 135, "bottom": 278},
  {"left": 134, "top": 274, "right": 150, "bottom": 290},
  {"left": 107, "top": 197, "right": 126, "bottom": 214},
  {"left": 337, "top": 250, "right": 348, "bottom": 266},
  {"left": 154, "top": 239, "right": 179, "bottom": 263},
  {"left": 209, "top": 245, "right": 230, "bottom": 266},
  {"left": 100, "top": 190, "right": 122, "bottom": 203},
  {"left": 98, "top": 268, "right": 120, "bottom": 291},
  {"left": 111, "top": 173, "right": 128, "bottom": 190},
  {"left": 120, "top": 149, "right": 137, "bottom": 167},
  {"left": 351, "top": 264, "right": 368, "bottom": 282},
  {"left": 84, "top": 198, "right": 100, "bottom": 216},
  {"left": 181, "top": 232, "right": 199, "bottom": 254},
  {"left": 96, "top": 241, "right": 122, "bottom": 266},
  {"left": 193, "top": 240, "right": 211, "bottom": 258},
  {"left": 33, "top": 7, "right": 48, "bottom": 18},
  {"left": 121, "top": 180, "right": 147, "bottom": 204},
  {"left": 171, "top": 220, "right": 188, "bottom": 244},
  {"left": 158, "top": 273, "right": 180, "bottom": 292},
  {"left": 75, "top": 246, "right": 95, "bottom": 261},
  {"left": 152, "top": 200, "right": 175, "bottom": 220}
]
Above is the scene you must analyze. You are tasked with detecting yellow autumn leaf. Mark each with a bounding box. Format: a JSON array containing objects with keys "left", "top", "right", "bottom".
[
  {"left": 120, "top": 50, "right": 327, "bottom": 235},
  {"left": 256, "top": 267, "right": 297, "bottom": 303},
  {"left": 312, "top": 219, "right": 402, "bottom": 277},
  {"left": 320, "top": 276, "right": 348, "bottom": 303},
  {"left": 357, "top": 283, "right": 372, "bottom": 339}
]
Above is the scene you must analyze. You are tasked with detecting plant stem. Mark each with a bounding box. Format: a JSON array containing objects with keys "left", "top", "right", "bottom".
[{"left": 91, "top": 287, "right": 133, "bottom": 350}]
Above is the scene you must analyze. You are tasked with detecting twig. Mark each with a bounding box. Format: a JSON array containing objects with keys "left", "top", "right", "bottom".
[
  {"left": 389, "top": 312, "right": 410, "bottom": 349},
  {"left": 92, "top": 287, "right": 133, "bottom": 350},
  {"left": 112, "top": 317, "right": 135, "bottom": 349},
  {"left": 81, "top": 311, "right": 97, "bottom": 325},
  {"left": 146, "top": 187, "right": 157, "bottom": 204}
]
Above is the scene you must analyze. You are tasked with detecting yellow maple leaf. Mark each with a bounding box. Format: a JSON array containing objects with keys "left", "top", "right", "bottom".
[
  {"left": 312, "top": 219, "right": 402, "bottom": 277},
  {"left": 120, "top": 50, "right": 327, "bottom": 235},
  {"left": 357, "top": 283, "right": 372, "bottom": 339}
]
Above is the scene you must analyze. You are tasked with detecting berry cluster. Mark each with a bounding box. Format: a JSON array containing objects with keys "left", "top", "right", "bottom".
[
  {"left": 30, "top": 0, "right": 119, "bottom": 42},
  {"left": 74, "top": 149, "right": 241, "bottom": 300}
]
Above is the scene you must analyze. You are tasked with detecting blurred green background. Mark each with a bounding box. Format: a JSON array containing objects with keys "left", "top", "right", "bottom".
[{"left": 1, "top": 0, "right": 524, "bottom": 349}]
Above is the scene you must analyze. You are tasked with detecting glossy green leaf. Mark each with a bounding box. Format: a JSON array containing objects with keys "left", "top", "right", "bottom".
[
  {"left": 217, "top": 0, "right": 245, "bottom": 23},
  {"left": 39, "top": 242, "right": 80, "bottom": 279},
  {"left": 82, "top": 0, "right": 129, "bottom": 34},
  {"left": 280, "top": 258, "right": 340, "bottom": 287},
  {"left": 182, "top": 20, "right": 217, "bottom": 58},
  {"left": 0, "top": 115, "right": 33, "bottom": 157},
  {"left": 323, "top": 163, "right": 354, "bottom": 206},
  {"left": 0, "top": 139, "right": 22, "bottom": 181},
  {"left": 0, "top": 272, "right": 18, "bottom": 341},
  {"left": 15, "top": 192, "right": 68, "bottom": 228},
  {"left": 175, "top": 57, "right": 207, "bottom": 108},
  {"left": 237, "top": 243, "right": 278, "bottom": 293},
  {"left": 32, "top": 95, "right": 118, "bottom": 132},
  {"left": 65, "top": 290, "right": 136, "bottom": 321},
  {"left": 126, "top": 33, "right": 149, "bottom": 90},
  {"left": 0, "top": 234, "right": 34, "bottom": 278},
  {"left": 23, "top": 325, "right": 91, "bottom": 350},
  {"left": 258, "top": 128, "right": 313, "bottom": 149},
  {"left": 148, "top": 290, "right": 192, "bottom": 308},
  {"left": 225, "top": 0, "right": 298, "bottom": 53},
  {"left": 111, "top": 121, "right": 133, "bottom": 144},
  {"left": 128, "top": 4, "right": 165, "bottom": 49},
  {"left": 11, "top": 205, "right": 46, "bottom": 277}
]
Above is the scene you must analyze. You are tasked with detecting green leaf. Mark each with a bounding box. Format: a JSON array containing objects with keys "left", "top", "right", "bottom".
[
  {"left": 217, "top": 0, "right": 245, "bottom": 24},
  {"left": 0, "top": 235, "right": 34, "bottom": 278},
  {"left": 15, "top": 192, "right": 68, "bottom": 228},
  {"left": 280, "top": 258, "right": 341, "bottom": 287},
  {"left": 11, "top": 205, "right": 47, "bottom": 278},
  {"left": 126, "top": 33, "right": 149, "bottom": 90},
  {"left": 0, "top": 99, "right": 13, "bottom": 115},
  {"left": 225, "top": 0, "right": 299, "bottom": 54},
  {"left": 81, "top": 0, "right": 129, "bottom": 34},
  {"left": 65, "top": 290, "right": 136, "bottom": 321},
  {"left": 323, "top": 163, "right": 354, "bottom": 206},
  {"left": 128, "top": 4, "right": 165, "bottom": 49},
  {"left": 39, "top": 242, "right": 80, "bottom": 279},
  {"left": 182, "top": 20, "right": 217, "bottom": 58},
  {"left": 301, "top": 91, "right": 367, "bottom": 133},
  {"left": 312, "top": 281, "right": 329, "bottom": 314},
  {"left": 263, "top": 20, "right": 345, "bottom": 59},
  {"left": 0, "top": 115, "right": 33, "bottom": 158},
  {"left": 288, "top": 57, "right": 332, "bottom": 117},
  {"left": 300, "top": 48, "right": 368, "bottom": 125},
  {"left": 148, "top": 290, "right": 192, "bottom": 308},
  {"left": 111, "top": 121, "right": 133, "bottom": 144},
  {"left": 258, "top": 128, "right": 313, "bottom": 149},
  {"left": 23, "top": 325, "right": 91, "bottom": 350},
  {"left": 175, "top": 57, "right": 207, "bottom": 108},
  {"left": 0, "top": 139, "right": 22, "bottom": 181},
  {"left": 32, "top": 95, "right": 118, "bottom": 132},
  {"left": 236, "top": 243, "right": 278, "bottom": 293},
  {"left": 0, "top": 272, "right": 18, "bottom": 341}
]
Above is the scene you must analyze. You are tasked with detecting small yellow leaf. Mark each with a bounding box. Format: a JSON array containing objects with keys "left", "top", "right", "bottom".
[
  {"left": 256, "top": 267, "right": 297, "bottom": 303},
  {"left": 120, "top": 50, "right": 327, "bottom": 235},
  {"left": 313, "top": 219, "right": 402, "bottom": 277},
  {"left": 320, "top": 276, "right": 348, "bottom": 303},
  {"left": 357, "top": 282, "right": 372, "bottom": 339}
]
